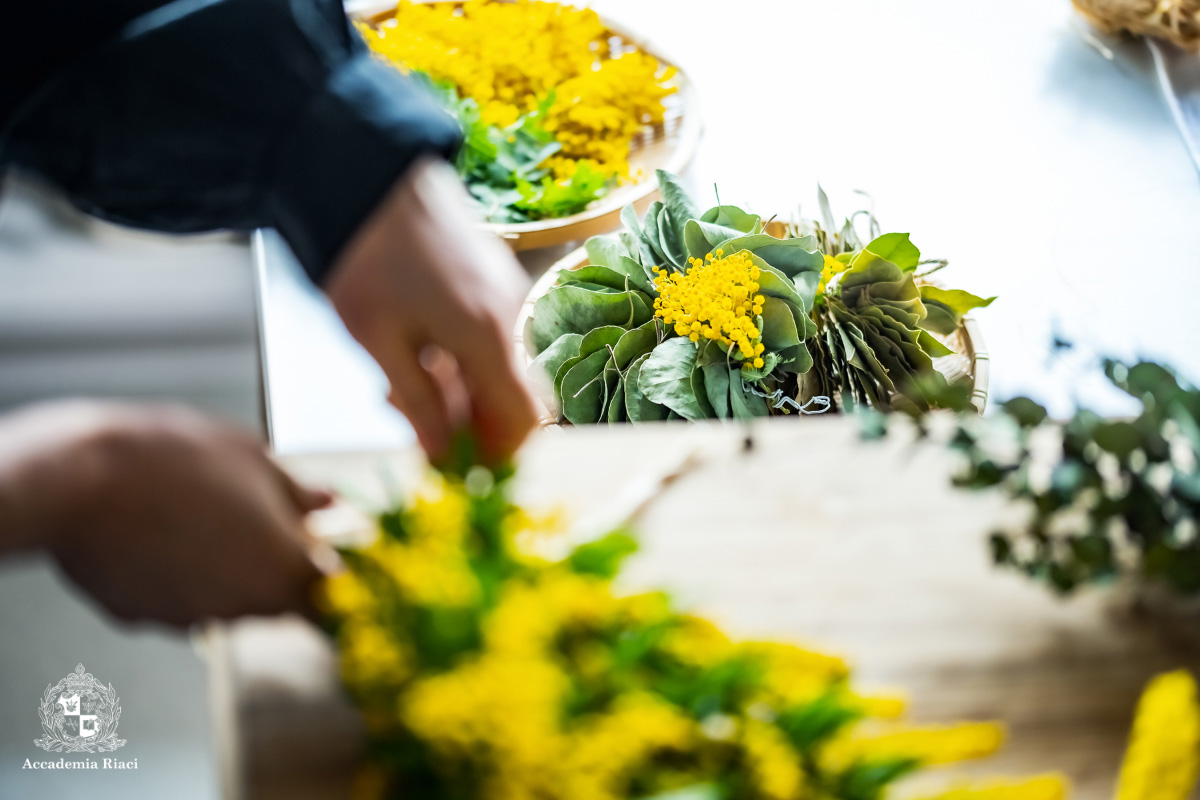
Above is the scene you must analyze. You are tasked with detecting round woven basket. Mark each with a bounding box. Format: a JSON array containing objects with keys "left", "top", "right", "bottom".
[
  {"left": 515, "top": 246, "right": 990, "bottom": 424},
  {"left": 359, "top": 1, "right": 703, "bottom": 251}
]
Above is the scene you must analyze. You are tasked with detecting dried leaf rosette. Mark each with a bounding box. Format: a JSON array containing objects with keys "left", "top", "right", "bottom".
[
  {"left": 319, "top": 459, "right": 1065, "bottom": 800},
  {"left": 526, "top": 171, "right": 993, "bottom": 424}
]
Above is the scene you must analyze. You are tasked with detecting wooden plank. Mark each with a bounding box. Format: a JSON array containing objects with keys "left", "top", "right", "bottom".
[{"left": 216, "top": 417, "right": 1200, "bottom": 798}]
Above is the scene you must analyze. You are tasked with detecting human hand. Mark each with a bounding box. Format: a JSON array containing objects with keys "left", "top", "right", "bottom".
[
  {"left": 324, "top": 156, "right": 539, "bottom": 463},
  {"left": 0, "top": 401, "right": 329, "bottom": 627}
]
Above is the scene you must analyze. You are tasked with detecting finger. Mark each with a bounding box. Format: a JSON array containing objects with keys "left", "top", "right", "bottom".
[
  {"left": 448, "top": 318, "right": 539, "bottom": 462},
  {"left": 274, "top": 464, "right": 334, "bottom": 514},
  {"left": 420, "top": 345, "right": 470, "bottom": 431},
  {"left": 380, "top": 339, "right": 452, "bottom": 459}
]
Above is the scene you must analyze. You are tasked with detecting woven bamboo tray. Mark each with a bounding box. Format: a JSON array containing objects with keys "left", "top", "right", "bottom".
[
  {"left": 515, "top": 246, "right": 990, "bottom": 423},
  {"left": 357, "top": 1, "right": 703, "bottom": 251}
]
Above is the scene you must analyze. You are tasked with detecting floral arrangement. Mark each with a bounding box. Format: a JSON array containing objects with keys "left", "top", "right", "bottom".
[
  {"left": 526, "top": 171, "right": 993, "bottom": 425},
  {"left": 318, "top": 457, "right": 1074, "bottom": 800},
  {"left": 358, "top": 0, "right": 678, "bottom": 222}
]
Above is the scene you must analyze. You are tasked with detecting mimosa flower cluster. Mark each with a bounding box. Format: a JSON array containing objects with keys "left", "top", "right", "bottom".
[
  {"left": 320, "top": 462, "right": 1068, "bottom": 800},
  {"left": 653, "top": 250, "right": 767, "bottom": 368},
  {"left": 359, "top": 0, "right": 676, "bottom": 181}
]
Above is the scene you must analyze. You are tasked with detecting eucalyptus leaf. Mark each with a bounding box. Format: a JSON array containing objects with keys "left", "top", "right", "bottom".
[
  {"left": 638, "top": 338, "right": 709, "bottom": 420},
  {"left": 561, "top": 266, "right": 635, "bottom": 292},
  {"left": 613, "top": 320, "right": 661, "bottom": 368},
  {"left": 622, "top": 204, "right": 659, "bottom": 268},
  {"left": 584, "top": 235, "right": 629, "bottom": 268},
  {"left": 561, "top": 349, "right": 616, "bottom": 425},
  {"left": 625, "top": 353, "right": 669, "bottom": 422},
  {"left": 777, "top": 343, "right": 814, "bottom": 374},
  {"left": 580, "top": 326, "right": 627, "bottom": 357},
  {"left": 703, "top": 363, "right": 731, "bottom": 419},
  {"left": 684, "top": 219, "right": 749, "bottom": 261},
  {"left": 700, "top": 203, "right": 760, "bottom": 233},
  {"left": 583, "top": 238, "right": 654, "bottom": 293},
  {"left": 729, "top": 371, "right": 769, "bottom": 419},
  {"left": 714, "top": 234, "right": 823, "bottom": 279},
  {"left": 529, "top": 333, "right": 583, "bottom": 406},
  {"left": 554, "top": 353, "right": 586, "bottom": 408},
  {"left": 759, "top": 297, "right": 801, "bottom": 350},
  {"left": 642, "top": 201, "right": 670, "bottom": 265},
  {"left": 657, "top": 169, "right": 700, "bottom": 237},
  {"left": 608, "top": 378, "right": 626, "bottom": 423},
  {"left": 746, "top": 253, "right": 811, "bottom": 314},
  {"left": 531, "top": 286, "right": 653, "bottom": 352},
  {"left": 655, "top": 203, "right": 688, "bottom": 268}
]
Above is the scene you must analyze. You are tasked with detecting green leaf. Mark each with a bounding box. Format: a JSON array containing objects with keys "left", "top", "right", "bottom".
[
  {"left": 638, "top": 338, "right": 710, "bottom": 420},
  {"left": 657, "top": 170, "right": 700, "bottom": 235},
  {"left": 621, "top": 204, "right": 658, "bottom": 268},
  {"left": 861, "top": 232, "right": 921, "bottom": 271},
  {"left": 713, "top": 234, "right": 824, "bottom": 279},
  {"left": 729, "top": 371, "right": 769, "bottom": 419},
  {"left": 642, "top": 201, "right": 671, "bottom": 264},
  {"left": 531, "top": 286, "right": 653, "bottom": 352},
  {"left": 625, "top": 353, "right": 669, "bottom": 422},
  {"left": 700, "top": 203, "right": 760, "bottom": 233},
  {"left": 776, "top": 692, "right": 863, "bottom": 752},
  {"left": 560, "top": 265, "right": 635, "bottom": 292},
  {"left": 691, "top": 360, "right": 716, "bottom": 418},
  {"left": 655, "top": 203, "right": 688, "bottom": 268},
  {"left": 1002, "top": 397, "right": 1048, "bottom": 428},
  {"left": 529, "top": 333, "right": 583, "bottom": 404},
  {"left": 777, "top": 343, "right": 814, "bottom": 374},
  {"left": 918, "top": 286, "right": 995, "bottom": 335},
  {"left": 554, "top": 353, "right": 586, "bottom": 407},
  {"left": 735, "top": 351, "right": 780, "bottom": 382},
  {"left": 746, "top": 253, "right": 812, "bottom": 315},
  {"left": 579, "top": 325, "right": 627, "bottom": 357},
  {"left": 568, "top": 531, "right": 638, "bottom": 577},
  {"left": 560, "top": 349, "right": 617, "bottom": 425},
  {"left": 684, "top": 219, "right": 747, "bottom": 261},
  {"left": 613, "top": 320, "right": 660, "bottom": 368},
  {"left": 702, "top": 362, "right": 731, "bottom": 419},
  {"left": 608, "top": 378, "right": 626, "bottom": 423},
  {"left": 1093, "top": 420, "right": 1142, "bottom": 458},
  {"left": 514, "top": 159, "right": 607, "bottom": 219},
  {"left": 585, "top": 236, "right": 653, "bottom": 292},
  {"left": 916, "top": 328, "right": 955, "bottom": 359},
  {"left": 584, "top": 234, "right": 629, "bottom": 267},
  {"left": 759, "top": 297, "right": 802, "bottom": 350}
]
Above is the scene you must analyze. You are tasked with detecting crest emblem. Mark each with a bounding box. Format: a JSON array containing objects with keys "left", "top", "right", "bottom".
[{"left": 34, "top": 664, "right": 126, "bottom": 753}]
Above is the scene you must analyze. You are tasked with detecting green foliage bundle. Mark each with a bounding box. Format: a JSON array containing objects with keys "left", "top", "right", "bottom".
[{"left": 871, "top": 359, "right": 1200, "bottom": 597}]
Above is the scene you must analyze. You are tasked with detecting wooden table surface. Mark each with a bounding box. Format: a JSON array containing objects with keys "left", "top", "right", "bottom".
[{"left": 214, "top": 418, "right": 1200, "bottom": 800}]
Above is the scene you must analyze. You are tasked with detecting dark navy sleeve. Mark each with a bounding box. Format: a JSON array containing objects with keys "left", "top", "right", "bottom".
[{"left": 0, "top": 0, "right": 462, "bottom": 284}]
